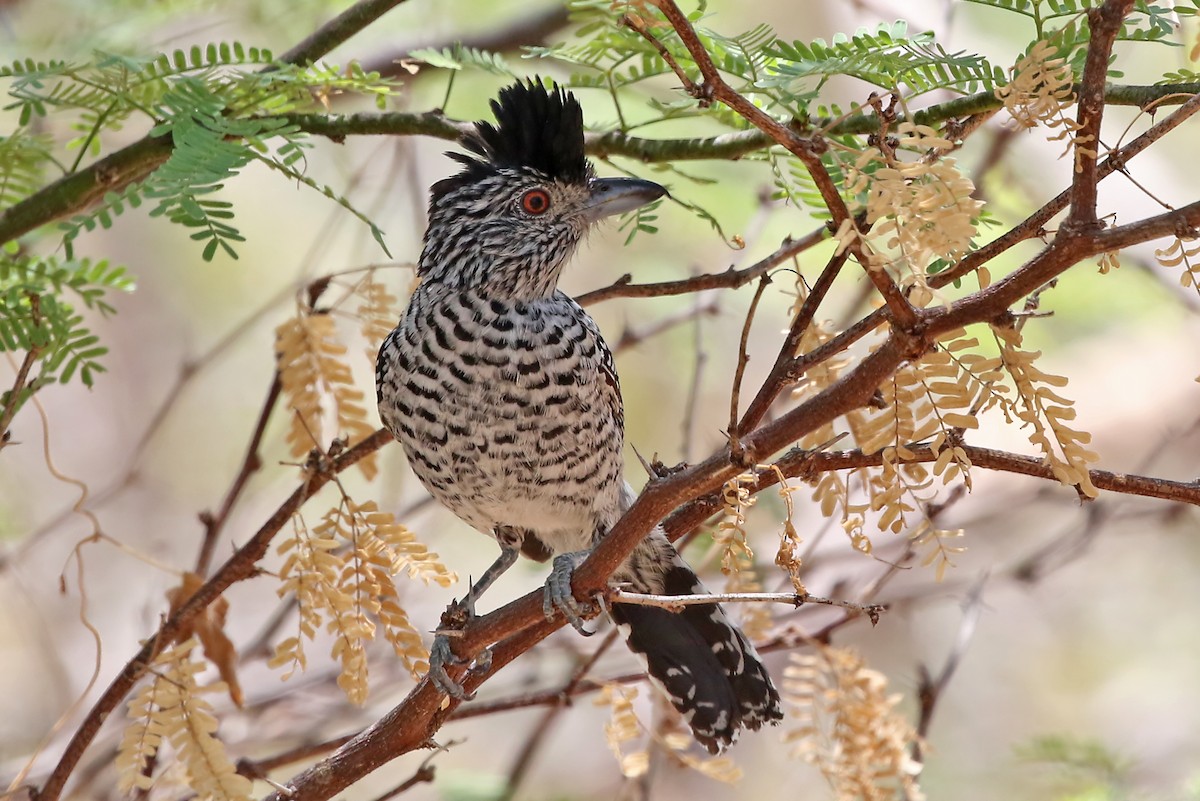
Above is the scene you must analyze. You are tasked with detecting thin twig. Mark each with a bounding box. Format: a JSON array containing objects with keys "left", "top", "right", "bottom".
[
  {"left": 195, "top": 374, "right": 281, "bottom": 576},
  {"left": 609, "top": 588, "right": 885, "bottom": 621},
  {"left": 274, "top": 0, "right": 414, "bottom": 67},
  {"left": 365, "top": 764, "right": 436, "bottom": 801},
  {"left": 0, "top": 341, "right": 41, "bottom": 452},
  {"left": 728, "top": 274, "right": 771, "bottom": 456},
  {"left": 913, "top": 574, "right": 987, "bottom": 761},
  {"left": 575, "top": 224, "right": 828, "bottom": 306},
  {"left": 738, "top": 236, "right": 858, "bottom": 432},
  {"left": 500, "top": 631, "right": 620, "bottom": 801}
]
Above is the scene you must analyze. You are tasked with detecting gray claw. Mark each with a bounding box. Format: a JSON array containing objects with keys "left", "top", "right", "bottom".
[
  {"left": 428, "top": 633, "right": 470, "bottom": 699},
  {"left": 544, "top": 551, "right": 597, "bottom": 635}
]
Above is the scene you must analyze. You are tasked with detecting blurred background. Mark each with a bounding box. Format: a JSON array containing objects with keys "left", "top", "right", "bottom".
[{"left": 2, "top": 1, "right": 1200, "bottom": 799}]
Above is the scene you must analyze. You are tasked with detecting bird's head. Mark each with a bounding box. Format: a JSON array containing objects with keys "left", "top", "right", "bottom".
[{"left": 419, "top": 80, "right": 666, "bottom": 299}]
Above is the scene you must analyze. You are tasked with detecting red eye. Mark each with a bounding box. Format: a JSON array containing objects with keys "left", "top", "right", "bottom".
[{"left": 521, "top": 189, "right": 551, "bottom": 215}]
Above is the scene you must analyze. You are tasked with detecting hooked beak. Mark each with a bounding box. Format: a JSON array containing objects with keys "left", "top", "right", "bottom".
[{"left": 581, "top": 177, "right": 668, "bottom": 223}]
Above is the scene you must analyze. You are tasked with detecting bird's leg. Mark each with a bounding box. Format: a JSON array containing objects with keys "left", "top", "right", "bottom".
[
  {"left": 544, "top": 550, "right": 599, "bottom": 635},
  {"left": 429, "top": 540, "right": 521, "bottom": 698}
]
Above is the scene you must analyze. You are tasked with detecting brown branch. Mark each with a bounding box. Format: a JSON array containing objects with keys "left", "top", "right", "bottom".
[
  {"left": 274, "top": 0, "right": 414, "bottom": 67},
  {"left": 663, "top": 441, "right": 1200, "bottom": 543},
  {"left": 728, "top": 275, "right": 771, "bottom": 454},
  {"left": 0, "top": 335, "right": 41, "bottom": 452},
  {"left": 366, "top": 764, "right": 436, "bottom": 801},
  {"left": 31, "top": 430, "right": 392, "bottom": 801},
  {"left": 932, "top": 89, "right": 1200, "bottom": 289},
  {"left": 195, "top": 374, "right": 281, "bottom": 576},
  {"left": 646, "top": 0, "right": 919, "bottom": 331},
  {"left": 1067, "top": 0, "right": 1136, "bottom": 230},
  {"left": 574, "top": 223, "right": 828, "bottom": 306},
  {"left": 914, "top": 575, "right": 986, "bottom": 760},
  {"left": 499, "top": 632, "right": 620, "bottom": 801},
  {"left": 738, "top": 238, "right": 857, "bottom": 432},
  {"left": 359, "top": 5, "right": 570, "bottom": 80}
]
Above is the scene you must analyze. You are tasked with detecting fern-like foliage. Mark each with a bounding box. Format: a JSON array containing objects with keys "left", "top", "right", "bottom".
[
  {"left": 5, "top": 42, "right": 395, "bottom": 261},
  {"left": 0, "top": 131, "right": 51, "bottom": 208},
  {"left": 117, "top": 638, "right": 252, "bottom": 801},
  {"left": 764, "top": 21, "right": 1002, "bottom": 97},
  {"left": 963, "top": 0, "right": 1199, "bottom": 75},
  {"left": 0, "top": 253, "right": 133, "bottom": 418},
  {"left": 271, "top": 498, "right": 455, "bottom": 704},
  {"left": 408, "top": 44, "right": 514, "bottom": 76}
]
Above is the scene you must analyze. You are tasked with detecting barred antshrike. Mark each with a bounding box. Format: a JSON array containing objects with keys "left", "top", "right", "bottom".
[{"left": 376, "top": 80, "right": 782, "bottom": 752}]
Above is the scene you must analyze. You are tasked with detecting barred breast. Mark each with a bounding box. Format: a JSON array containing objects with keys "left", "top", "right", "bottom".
[{"left": 376, "top": 283, "right": 625, "bottom": 555}]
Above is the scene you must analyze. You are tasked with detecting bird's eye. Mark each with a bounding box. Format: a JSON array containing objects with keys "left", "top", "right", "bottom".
[{"left": 521, "top": 189, "right": 551, "bottom": 215}]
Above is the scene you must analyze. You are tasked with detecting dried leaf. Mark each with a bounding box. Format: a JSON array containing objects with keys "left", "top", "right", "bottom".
[{"left": 166, "top": 572, "right": 243, "bottom": 707}]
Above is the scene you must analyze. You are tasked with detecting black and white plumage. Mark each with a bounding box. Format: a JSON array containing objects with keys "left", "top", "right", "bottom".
[{"left": 376, "top": 80, "right": 782, "bottom": 753}]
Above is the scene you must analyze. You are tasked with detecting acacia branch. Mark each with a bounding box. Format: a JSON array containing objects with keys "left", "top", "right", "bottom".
[
  {"left": 932, "top": 88, "right": 1200, "bottom": 288},
  {"left": 663, "top": 441, "right": 1200, "bottom": 542},
  {"left": 0, "top": 337, "right": 41, "bottom": 451},
  {"left": 195, "top": 374, "right": 281, "bottom": 576},
  {"left": 274, "top": 0, "right": 414, "bottom": 67},
  {"left": 738, "top": 236, "right": 857, "bottom": 432},
  {"left": 575, "top": 223, "right": 828, "bottom": 306},
  {"left": 3, "top": 83, "right": 1197, "bottom": 248},
  {"left": 645, "top": 0, "right": 919, "bottom": 331},
  {"left": 31, "top": 431, "right": 392, "bottom": 801},
  {"left": 1068, "top": 0, "right": 1135, "bottom": 230}
]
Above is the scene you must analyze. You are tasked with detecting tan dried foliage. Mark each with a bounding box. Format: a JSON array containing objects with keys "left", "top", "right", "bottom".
[
  {"left": 783, "top": 646, "right": 923, "bottom": 801},
  {"left": 356, "top": 272, "right": 399, "bottom": 364},
  {"left": 767, "top": 464, "right": 806, "bottom": 594},
  {"left": 270, "top": 498, "right": 455, "bottom": 703},
  {"left": 593, "top": 683, "right": 742, "bottom": 784},
  {"left": 117, "top": 638, "right": 252, "bottom": 801},
  {"left": 809, "top": 331, "right": 994, "bottom": 565},
  {"left": 995, "top": 40, "right": 1090, "bottom": 168},
  {"left": 991, "top": 324, "right": 1099, "bottom": 497},
  {"left": 1156, "top": 236, "right": 1200, "bottom": 297},
  {"left": 1096, "top": 249, "right": 1121, "bottom": 275},
  {"left": 596, "top": 683, "right": 650, "bottom": 779},
  {"left": 839, "top": 123, "right": 982, "bottom": 299},
  {"left": 165, "top": 572, "right": 243, "bottom": 707},
  {"left": 716, "top": 471, "right": 757, "bottom": 574},
  {"left": 276, "top": 310, "right": 378, "bottom": 480}
]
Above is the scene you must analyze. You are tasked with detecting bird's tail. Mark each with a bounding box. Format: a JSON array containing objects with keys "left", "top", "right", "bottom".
[{"left": 608, "top": 546, "right": 783, "bottom": 754}]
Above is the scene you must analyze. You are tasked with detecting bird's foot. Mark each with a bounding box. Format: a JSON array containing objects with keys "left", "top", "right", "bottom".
[
  {"left": 428, "top": 597, "right": 490, "bottom": 699},
  {"left": 543, "top": 551, "right": 599, "bottom": 635}
]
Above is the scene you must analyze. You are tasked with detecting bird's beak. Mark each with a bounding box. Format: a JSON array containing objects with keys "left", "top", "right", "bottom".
[{"left": 582, "top": 177, "right": 667, "bottom": 223}]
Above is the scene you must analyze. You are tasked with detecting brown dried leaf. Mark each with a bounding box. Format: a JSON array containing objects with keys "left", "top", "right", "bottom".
[{"left": 166, "top": 572, "right": 243, "bottom": 707}]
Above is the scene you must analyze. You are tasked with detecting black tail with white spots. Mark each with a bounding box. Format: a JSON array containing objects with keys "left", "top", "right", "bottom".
[{"left": 609, "top": 554, "right": 783, "bottom": 753}]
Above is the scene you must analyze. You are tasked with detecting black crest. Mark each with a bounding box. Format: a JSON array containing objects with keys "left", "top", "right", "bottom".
[{"left": 431, "top": 80, "right": 589, "bottom": 203}]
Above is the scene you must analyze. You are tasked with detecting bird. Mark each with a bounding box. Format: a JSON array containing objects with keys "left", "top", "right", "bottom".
[{"left": 376, "top": 79, "right": 782, "bottom": 754}]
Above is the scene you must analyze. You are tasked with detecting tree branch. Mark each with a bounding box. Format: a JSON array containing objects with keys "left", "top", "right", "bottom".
[
  {"left": 31, "top": 431, "right": 392, "bottom": 801},
  {"left": 3, "top": 83, "right": 1197, "bottom": 248},
  {"left": 1067, "top": 0, "right": 1135, "bottom": 230},
  {"left": 274, "top": 0, "right": 414, "bottom": 67},
  {"left": 575, "top": 223, "right": 828, "bottom": 306},
  {"left": 194, "top": 374, "right": 281, "bottom": 577},
  {"left": 645, "top": 0, "right": 920, "bottom": 330}
]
